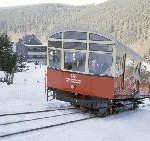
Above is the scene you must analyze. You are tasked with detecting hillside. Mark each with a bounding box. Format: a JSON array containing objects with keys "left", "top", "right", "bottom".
[{"left": 0, "top": 0, "right": 149, "bottom": 55}]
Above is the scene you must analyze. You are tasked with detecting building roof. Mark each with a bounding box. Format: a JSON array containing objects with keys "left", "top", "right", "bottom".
[{"left": 22, "top": 34, "right": 42, "bottom": 45}]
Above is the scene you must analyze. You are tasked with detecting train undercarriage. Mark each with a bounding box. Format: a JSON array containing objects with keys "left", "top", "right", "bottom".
[{"left": 47, "top": 87, "right": 144, "bottom": 117}]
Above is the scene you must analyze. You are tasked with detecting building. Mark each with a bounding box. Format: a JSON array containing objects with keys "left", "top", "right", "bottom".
[
  {"left": 15, "top": 39, "right": 27, "bottom": 61},
  {"left": 25, "top": 44, "right": 46, "bottom": 63},
  {"left": 15, "top": 34, "right": 47, "bottom": 64}
]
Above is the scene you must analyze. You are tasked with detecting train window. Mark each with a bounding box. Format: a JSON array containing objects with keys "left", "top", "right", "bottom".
[
  {"left": 63, "top": 42, "right": 87, "bottom": 50},
  {"left": 28, "top": 55, "right": 33, "bottom": 59},
  {"left": 48, "top": 41, "right": 62, "bottom": 48},
  {"left": 89, "top": 52, "right": 112, "bottom": 76},
  {"left": 28, "top": 47, "right": 33, "bottom": 51},
  {"left": 125, "top": 58, "right": 135, "bottom": 79},
  {"left": 115, "top": 56, "right": 121, "bottom": 74},
  {"left": 116, "top": 55, "right": 126, "bottom": 76},
  {"left": 134, "top": 62, "right": 141, "bottom": 77},
  {"left": 64, "top": 51, "right": 86, "bottom": 72},
  {"left": 50, "top": 32, "right": 62, "bottom": 39},
  {"left": 89, "top": 33, "right": 111, "bottom": 41},
  {"left": 64, "top": 31, "right": 87, "bottom": 40},
  {"left": 48, "top": 49, "right": 61, "bottom": 69},
  {"left": 41, "top": 47, "right": 47, "bottom": 52},
  {"left": 89, "top": 43, "right": 113, "bottom": 52}
]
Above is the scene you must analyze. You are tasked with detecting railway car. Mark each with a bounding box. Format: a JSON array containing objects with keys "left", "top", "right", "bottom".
[{"left": 46, "top": 29, "right": 150, "bottom": 117}]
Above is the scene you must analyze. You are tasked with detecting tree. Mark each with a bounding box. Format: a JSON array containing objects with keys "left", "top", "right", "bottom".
[
  {"left": 0, "top": 32, "right": 12, "bottom": 67},
  {"left": 0, "top": 32, "right": 17, "bottom": 85}
]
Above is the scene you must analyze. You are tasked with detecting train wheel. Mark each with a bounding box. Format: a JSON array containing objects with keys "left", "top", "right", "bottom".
[
  {"left": 79, "top": 106, "right": 89, "bottom": 112},
  {"left": 98, "top": 108, "right": 109, "bottom": 117},
  {"left": 133, "top": 102, "right": 138, "bottom": 109}
]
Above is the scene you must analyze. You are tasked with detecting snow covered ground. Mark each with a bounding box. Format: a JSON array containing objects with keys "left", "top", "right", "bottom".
[
  {"left": 0, "top": 63, "right": 69, "bottom": 114},
  {"left": 0, "top": 63, "right": 150, "bottom": 141}
]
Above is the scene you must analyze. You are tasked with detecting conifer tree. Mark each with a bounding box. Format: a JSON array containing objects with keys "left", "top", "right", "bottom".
[{"left": 0, "top": 32, "right": 17, "bottom": 84}]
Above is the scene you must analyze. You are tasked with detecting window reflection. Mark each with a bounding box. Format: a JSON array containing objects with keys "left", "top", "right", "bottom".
[
  {"left": 89, "top": 52, "right": 112, "bottom": 75},
  {"left": 49, "top": 49, "right": 61, "bottom": 69},
  {"left": 64, "top": 31, "right": 87, "bottom": 40},
  {"left": 64, "top": 51, "right": 86, "bottom": 72},
  {"left": 89, "top": 43, "right": 113, "bottom": 52},
  {"left": 125, "top": 58, "right": 135, "bottom": 76},
  {"left": 116, "top": 55, "right": 126, "bottom": 76},
  {"left": 48, "top": 41, "right": 62, "bottom": 48},
  {"left": 89, "top": 33, "right": 111, "bottom": 41},
  {"left": 63, "top": 42, "right": 87, "bottom": 50},
  {"left": 50, "top": 32, "right": 62, "bottom": 39}
]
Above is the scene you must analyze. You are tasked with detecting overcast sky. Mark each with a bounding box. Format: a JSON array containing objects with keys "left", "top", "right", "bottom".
[{"left": 0, "top": 0, "right": 107, "bottom": 7}]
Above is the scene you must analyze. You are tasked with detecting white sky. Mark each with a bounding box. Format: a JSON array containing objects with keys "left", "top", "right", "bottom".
[{"left": 0, "top": 0, "right": 107, "bottom": 7}]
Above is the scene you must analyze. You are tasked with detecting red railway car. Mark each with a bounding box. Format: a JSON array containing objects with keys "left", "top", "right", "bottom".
[{"left": 46, "top": 30, "right": 150, "bottom": 116}]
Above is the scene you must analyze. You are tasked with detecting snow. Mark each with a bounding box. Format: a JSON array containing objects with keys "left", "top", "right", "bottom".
[
  {"left": 0, "top": 63, "right": 150, "bottom": 141},
  {"left": 0, "top": 63, "right": 69, "bottom": 114},
  {"left": 142, "top": 62, "right": 150, "bottom": 72},
  {"left": 0, "top": 71, "right": 5, "bottom": 79}
]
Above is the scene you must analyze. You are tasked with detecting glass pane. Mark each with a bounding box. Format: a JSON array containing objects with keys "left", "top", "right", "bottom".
[
  {"left": 64, "top": 31, "right": 87, "bottom": 40},
  {"left": 41, "top": 47, "right": 46, "bottom": 52},
  {"left": 28, "top": 48, "right": 33, "bottom": 51},
  {"left": 89, "top": 43, "right": 113, "bottom": 52},
  {"left": 89, "top": 33, "right": 111, "bottom": 41},
  {"left": 125, "top": 58, "right": 134, "bottom": 76},
  {"left": 48, "top": 41, "right": 62, "bottom": 48},
  {"left": 116, "top": 55, "right": 126, "bottom": 76},
  {"left": 63, "top": 42, "right": 87, "bottom": 50},
  {"left": 49, "top": 49, "right": 61, "bottom": 69},
  {"left": 50, "top": 32, "right": 62, "bottom": 39},
  {"left": 89, "top": 52, "right": 112, "bottom": 75},
  {"left": 64, "top": 51, "right": 86, "bottom": 72}
]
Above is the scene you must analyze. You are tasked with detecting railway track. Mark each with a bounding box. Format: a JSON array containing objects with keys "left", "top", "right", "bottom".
[
  {"left": 0, "top": 107, "right": 75, "bottom": 117},
  {"left": 0, "top": 116, "right": 95, "bottom": 138},
  {"left": 0, "top": 111, "right": 80, "bottom": 126},
  {"left": 0, "top": 107, "right": 76, "bottom": 127},
  {"left": 0, "top": 107, "right": 96, "bottom": 138}
]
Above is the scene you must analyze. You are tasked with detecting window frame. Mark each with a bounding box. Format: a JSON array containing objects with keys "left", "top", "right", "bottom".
[
  {"left": 64, "top": 31, "right": 87, "bottom": 40},
  {"left": 47, "top": 31, "right": 115, "bottom": 76},
  {"left": 50, "top": 32, "right": 62, "bottom": 39},
  {"left": 63, "top": 42, "right": 87, "bottom": 50},
  {"left": 48, "top": 48, "right": 62, "bottom": 69},
  {"left": 63, "top": 50, "right": 87, "bottom": 73},
  {"left": 89, "top": 33, "right": 111, "bottom": 41},
  {"left": 88, "top": 51, "right": 113, "bottom": 76}
]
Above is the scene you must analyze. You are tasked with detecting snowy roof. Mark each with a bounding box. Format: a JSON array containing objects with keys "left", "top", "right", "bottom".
[{"left": 23, "top": 34, "right": 42, "bottom": 45}]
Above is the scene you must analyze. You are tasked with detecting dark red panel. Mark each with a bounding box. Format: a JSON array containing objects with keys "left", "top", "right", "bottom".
[{"left": 47, "top": 68, "right": 115, "bottom": 99}]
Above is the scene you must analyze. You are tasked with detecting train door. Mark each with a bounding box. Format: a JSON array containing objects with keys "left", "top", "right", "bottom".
[
  {"left": 120, "top": 54, "right": 126, "bottom": 89},
  {"left": 133, "top": 62, "right": 141, "bottom": 92},
  {"left": 115, "top": 54, "right": 126, "bottom": 90}
]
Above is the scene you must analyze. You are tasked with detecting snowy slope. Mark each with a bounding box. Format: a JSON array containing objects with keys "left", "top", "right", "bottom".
[{"left": 0, "top": 63, "right": 150, "bottom": 141}]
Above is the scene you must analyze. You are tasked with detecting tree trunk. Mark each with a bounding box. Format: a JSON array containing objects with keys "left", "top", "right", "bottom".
[
  {"left": 10, "top": 72, "right": 14, "bottom": 84},
  {"left": 4, "top": 68, "right": 15, "bottom": 85}
]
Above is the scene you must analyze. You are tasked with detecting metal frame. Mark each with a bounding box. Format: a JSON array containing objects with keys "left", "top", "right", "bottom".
[{"left": 47, "top": 30, "right": 115, "bottom": 76}]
